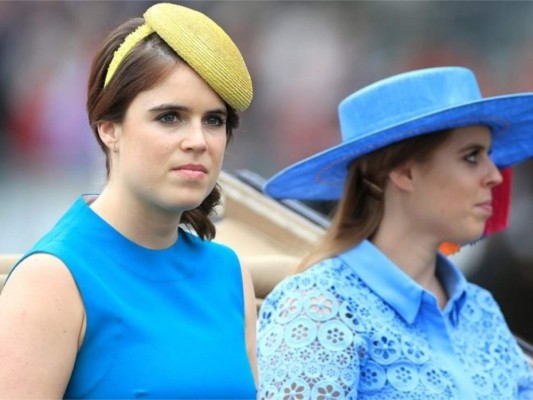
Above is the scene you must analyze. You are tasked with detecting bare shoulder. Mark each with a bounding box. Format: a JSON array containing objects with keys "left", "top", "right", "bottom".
[
  {"left": 0, "top": 253, "right": 84, "bottom": 397},
  {"left": 0, "top": 252, "right": 85, "bottom": 335},
  {"left": 5, "top": 253, "right": 78, "bottom": 291},
  {"left": 0, "top": 252, "right": 84, "bottom": 334}
]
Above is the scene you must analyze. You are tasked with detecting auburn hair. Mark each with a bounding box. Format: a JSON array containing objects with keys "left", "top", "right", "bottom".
[{"left": 297, "top": 129, "right": 452, "bottom": 272}]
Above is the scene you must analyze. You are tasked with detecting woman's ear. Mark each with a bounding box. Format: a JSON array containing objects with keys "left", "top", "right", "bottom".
[
  {"left": 96, "top": 121, "right": 121, "bottom": 152},
  {"left": 388, "top": 162, "right": 415, "bottom": 192}
]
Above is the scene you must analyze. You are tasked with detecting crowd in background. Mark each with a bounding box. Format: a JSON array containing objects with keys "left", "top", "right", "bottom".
[{"left": 1, "top": 1, "right": 532, "bottom": 341}]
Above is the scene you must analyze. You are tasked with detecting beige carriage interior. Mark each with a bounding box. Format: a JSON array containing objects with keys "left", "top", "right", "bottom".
[{"left": 1, "top": 170, "right": 532, "bottom": 365}]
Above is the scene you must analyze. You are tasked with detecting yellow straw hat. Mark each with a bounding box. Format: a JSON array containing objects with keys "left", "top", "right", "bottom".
[{"left": 104, "top": 3, "right": 253, "bottom": 111}]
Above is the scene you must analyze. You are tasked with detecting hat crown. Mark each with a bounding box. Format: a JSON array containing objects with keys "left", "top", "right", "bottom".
[
  {"left": 265, "top": 66, "right": 533, "bottom": 201},
  {"left": 144, "top": 3, "right": 253, "bottom": 111},
  {"left": 339, "top": 67, "right": 482, "bottom": 142}
]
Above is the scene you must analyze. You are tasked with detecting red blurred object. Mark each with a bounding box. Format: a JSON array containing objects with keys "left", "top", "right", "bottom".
[{"left": 484, "top": 167, "right": 512, "bottom": 236}]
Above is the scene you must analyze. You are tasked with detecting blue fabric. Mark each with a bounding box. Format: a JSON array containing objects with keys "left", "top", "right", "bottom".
[
  {"left": 15, "top": 196, "right": 256, "bottom": 399},
  {"left": 257, "top": 240, "right": 533, "bottom": 399}
]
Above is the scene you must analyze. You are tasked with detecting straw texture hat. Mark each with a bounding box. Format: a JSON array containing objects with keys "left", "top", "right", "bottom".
[{"left": 105, "top": 3, "right": 252, "bottom": 111}]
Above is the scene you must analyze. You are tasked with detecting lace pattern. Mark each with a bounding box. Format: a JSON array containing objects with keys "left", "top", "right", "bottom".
[{"left": 257, "top": 257, "right": 533, "bottom": 399}]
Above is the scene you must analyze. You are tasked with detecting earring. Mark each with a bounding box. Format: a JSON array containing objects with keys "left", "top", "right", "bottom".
[{"left": 112, "top": 143, "right": 119, "bottom": 154}]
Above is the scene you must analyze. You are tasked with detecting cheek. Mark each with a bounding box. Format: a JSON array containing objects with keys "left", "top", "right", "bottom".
[
  {"left": 124, "top": 139, "right": 171, "bottom": 174},
  {"left": 434, "top": 180, "right": 473, "bottom": 217},
  {"left": 210, "top": 136, "right": 227, "bottom": 164},
  {"left": 143, "top": 133, "right": 176, "bottom": 155},
  {"left": 417, "top": 175, "right": 458, "bottom": 217}
]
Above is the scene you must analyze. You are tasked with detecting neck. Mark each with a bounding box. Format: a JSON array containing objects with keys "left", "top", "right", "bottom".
[
  {"left": 372, "top": 229, "right": 437, "bottom": 284},
  {"left": 90, "top": 185, "right": 182, "bottom": 249},
  {"left": 371, "top": 215, "right": 448, "bottom": 309}
]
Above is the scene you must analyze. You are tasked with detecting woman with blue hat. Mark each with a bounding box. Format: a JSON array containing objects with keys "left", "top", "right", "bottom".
[
  {"left": 0, "top": 3, "right": 257, "bottom": 398},
  {"left": 257, "top": 66, "right": 533, "bottom": 398}
]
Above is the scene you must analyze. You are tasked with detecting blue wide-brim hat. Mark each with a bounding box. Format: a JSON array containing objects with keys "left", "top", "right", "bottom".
[{"left": 264, "top": 67, "right": 533, "bottom": 200}]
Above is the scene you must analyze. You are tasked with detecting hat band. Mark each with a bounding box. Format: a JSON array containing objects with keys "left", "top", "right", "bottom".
[{"left": 104, "top": 23, "right": 154, "bottom": 87}]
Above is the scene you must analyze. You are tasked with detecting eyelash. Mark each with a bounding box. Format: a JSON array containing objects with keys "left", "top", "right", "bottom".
[
  {"left": 464, "top": 150, "right": 481, "bottom": 164},
  {"left": 157, "top": 112, "right": 180, "bottom": 125},
  {"left": 205, "top": 115, "right": 226, "bottom": 127},
  {"left": 156, "top": 112, "right": 226, "bottom": 127}
]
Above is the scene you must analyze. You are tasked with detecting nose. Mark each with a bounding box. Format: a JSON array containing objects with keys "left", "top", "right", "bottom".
[
  {"left": 181, "top": 122, "right": 207, "bottom": 152},
  {"left": 484, "top": 158, "right": 503, "bottom": 188}
]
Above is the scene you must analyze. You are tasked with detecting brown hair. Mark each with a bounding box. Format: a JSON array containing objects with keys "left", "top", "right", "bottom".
[
  {"left": 297, "top": 129, "right": 452, "bottom": 272},
  {"left": 86, "top": 18, "right": 239, "bottom": 240}
]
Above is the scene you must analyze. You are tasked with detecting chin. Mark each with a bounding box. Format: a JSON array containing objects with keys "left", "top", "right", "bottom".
[
  {"left": 157, "top": 197, "right": 203, "bottom": 214},
  {"left": 177, "top": 200, "right": 204, "bottom": 212},
  {"left": 452, "top": 229, "right": 486, "bottom": 245},
  {"left": 162, "top": 190, "right": 209, "bottom": 209}
]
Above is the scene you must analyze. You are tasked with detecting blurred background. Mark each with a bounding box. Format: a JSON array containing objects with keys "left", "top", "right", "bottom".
[{"left": 0, "top": 1, "right": 532, "bottom": 341}]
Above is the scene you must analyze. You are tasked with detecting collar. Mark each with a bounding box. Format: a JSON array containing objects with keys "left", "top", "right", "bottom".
[{"left": 337, "top": 240, "right": 468, "bottom": 324}]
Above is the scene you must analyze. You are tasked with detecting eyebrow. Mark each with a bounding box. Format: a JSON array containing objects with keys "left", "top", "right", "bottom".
[
  {"left": 148, "top": 103, "right": 227, "bottom": 115},
  {"left": 458, "top": 143, "right": 492, "bottom": 154}
]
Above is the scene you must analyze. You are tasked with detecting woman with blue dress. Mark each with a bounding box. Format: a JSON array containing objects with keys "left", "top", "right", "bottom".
[
  {"left": 257, "top": 66, "right": 533, "bottom": 399},
  {"left": 0, "top": 3, "right": 257, "bottom": 398}
]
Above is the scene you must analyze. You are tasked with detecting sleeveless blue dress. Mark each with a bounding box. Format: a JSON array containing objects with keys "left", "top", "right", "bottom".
[{"left": 14, "top": 196, "right": 256, "bottom": 399}]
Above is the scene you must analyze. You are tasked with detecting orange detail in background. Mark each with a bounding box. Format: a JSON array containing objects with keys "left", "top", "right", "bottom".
[
  {"left": 439, "top": 241, "right": 462, "bottom": 255},
  {"left": 439, "top": 167, "right": 512, "bottom": 256}
]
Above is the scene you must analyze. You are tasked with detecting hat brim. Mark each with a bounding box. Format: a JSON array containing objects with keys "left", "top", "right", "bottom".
[{"left": 264, "top": 93, "right": 533, "bottom": 200}]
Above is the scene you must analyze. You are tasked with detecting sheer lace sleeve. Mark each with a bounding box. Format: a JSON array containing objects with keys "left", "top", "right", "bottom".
[
  {"left": 257, "top": 272, "right": 363, "bottom": 399},
  {"left": 512, "top": 334, "right": 533, "bottom": 398},
  {"left": 517, "top": 357, "right": 533, "bottom": 399}
]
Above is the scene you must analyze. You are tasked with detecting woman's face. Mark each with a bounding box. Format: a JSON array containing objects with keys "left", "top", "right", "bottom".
[
  {"left": 407, "top": 125, "right": 503, "bottom": 244},
  {"left": 109, "top": 61, "right": 228, "bottom": 214}
]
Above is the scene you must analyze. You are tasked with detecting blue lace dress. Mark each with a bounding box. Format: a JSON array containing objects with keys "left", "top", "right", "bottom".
[{"left": 257, "top": 240, "right": 533, "bottom": 399}]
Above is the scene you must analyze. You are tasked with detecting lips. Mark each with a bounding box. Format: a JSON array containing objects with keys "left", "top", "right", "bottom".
[
  {"left": 476, "top": 200, "right": 493, "bottom": 215},
  {"left": 172, "top": 163, "right": 208, "bottom": 179},
  {"left": 175, "top": 164, "right": 207, "bottom": 173}
]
